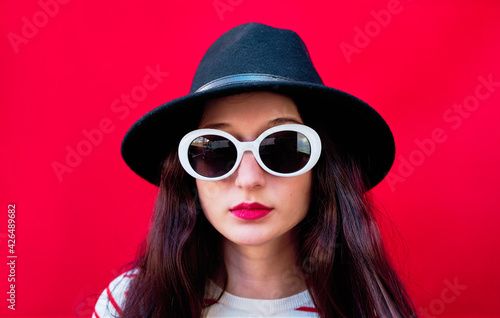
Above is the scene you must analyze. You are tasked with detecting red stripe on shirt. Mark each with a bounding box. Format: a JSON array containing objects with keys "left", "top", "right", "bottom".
[
  {"left": 203, "top": 298, "right": 219, "bottom": 306},
  {"left": 295, "top": 306, "right": 318, "bottom": 312},
  {"left": 106, "top": 286, "right": 123, "bottom": 315},
  {"left": 93, "top": 309, "right": 101, "bottom": 318},
  {"left": 124, "top": 273, "right": 137, "bottom": 278}
]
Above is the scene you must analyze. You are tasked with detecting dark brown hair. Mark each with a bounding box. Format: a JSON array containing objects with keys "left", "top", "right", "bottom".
[
  {"left": 120, "top": 99, "right": 416, "bottom": 317},
  {"left": 120, "top": 149, "right": 223, "bottom": 318},
  {"left": 296, "top": 124, "right": 416, "bottom": 317}
]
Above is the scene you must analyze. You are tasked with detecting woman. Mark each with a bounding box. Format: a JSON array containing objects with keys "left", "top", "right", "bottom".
[{"left": 93, "top": 23, "right": 416, "bottom": 317}]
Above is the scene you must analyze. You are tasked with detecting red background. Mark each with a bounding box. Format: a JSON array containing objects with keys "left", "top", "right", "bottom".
[{"left": 1, "top": 0, "right": 499, "bottom": 317}]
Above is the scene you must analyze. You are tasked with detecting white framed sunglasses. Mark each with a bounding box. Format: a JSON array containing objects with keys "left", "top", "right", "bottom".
[{"left": 178, "top": 124, "right": 322, "bottom": 181}]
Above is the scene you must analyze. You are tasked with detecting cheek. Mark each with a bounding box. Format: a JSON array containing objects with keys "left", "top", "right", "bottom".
[
  {"left": 280, "top": 173, "right": 313, "bottom": 211},
  {"left": 196, "top": 180, "right": 228, "bottom": 218},
  {"left": 196, "top": 180, "right": 225, "bottom": 202},
  {"left": 296, "top": 172, "right": 312, "bottom": 198},
  {"left": 304, "top": 174, "right": 313, "bottom": 204}
]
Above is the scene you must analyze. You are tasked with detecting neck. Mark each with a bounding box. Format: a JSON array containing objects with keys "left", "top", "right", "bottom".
[{"left": 220, "top": 231, "right": 307, "bottom": 299}]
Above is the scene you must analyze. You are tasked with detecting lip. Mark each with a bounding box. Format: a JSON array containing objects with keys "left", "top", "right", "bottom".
[{"left": 229, "top": 202, "right": 273, "bottom": 221}]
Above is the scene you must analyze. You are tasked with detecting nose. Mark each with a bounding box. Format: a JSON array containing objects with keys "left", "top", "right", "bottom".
[{"left": 234, "top": 151, "right": 266, "bottom": 190}]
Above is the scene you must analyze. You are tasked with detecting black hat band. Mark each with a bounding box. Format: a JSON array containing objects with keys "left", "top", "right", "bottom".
[{"left": 195, "top": 73, "right": 297, "bottom": 93}]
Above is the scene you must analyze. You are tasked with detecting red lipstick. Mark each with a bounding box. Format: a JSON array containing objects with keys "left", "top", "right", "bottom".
[{"left": 230, "top": 202, "right": 273, "bottom": 221}]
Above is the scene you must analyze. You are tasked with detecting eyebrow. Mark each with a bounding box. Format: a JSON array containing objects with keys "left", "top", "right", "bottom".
[
  {"left": 201, "top": 117, "right": 302, "bottom": 129},
  {"left": 268, "top": 117, "right": 303, "bottom": 126},
  {"left": 201, "top": 122, "right": 230, "bottom": 129}
]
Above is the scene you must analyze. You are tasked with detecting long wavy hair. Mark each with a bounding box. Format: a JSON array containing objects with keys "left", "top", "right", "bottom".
[{"left": 120, "top": 99, "right": 417, "bottom": 318}]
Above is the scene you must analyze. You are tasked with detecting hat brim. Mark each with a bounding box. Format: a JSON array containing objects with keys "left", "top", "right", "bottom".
[{"left": 121, "top": 81, "right": 395, "bottom": 188}]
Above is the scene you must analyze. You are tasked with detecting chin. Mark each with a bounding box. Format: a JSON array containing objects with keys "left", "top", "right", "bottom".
[
  {"left": 226, "top": 234, "right": 271, "bottom": 247},
  {"left": 223, "top": 227, "right": 290, "bottom": 247}
]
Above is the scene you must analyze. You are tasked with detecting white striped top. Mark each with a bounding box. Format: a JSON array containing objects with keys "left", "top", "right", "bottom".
[{"left": 93, "top": 270, "right": 319, "bottom": 317}]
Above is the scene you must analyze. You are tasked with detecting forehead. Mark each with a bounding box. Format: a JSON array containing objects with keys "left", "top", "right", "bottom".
[{"left": 199, "top": 91, "right": 301, "bottom": 127}]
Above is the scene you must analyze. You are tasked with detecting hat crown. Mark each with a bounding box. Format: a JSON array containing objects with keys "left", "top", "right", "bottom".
[
  {"left": 190, "top": 23, "right": 323, "bottom": 93},
  {"left": 122, "top": 23, "right": 395, "bottom": 188}
]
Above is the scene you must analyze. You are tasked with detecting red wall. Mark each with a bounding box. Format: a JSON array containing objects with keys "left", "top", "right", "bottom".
[{"left": 1, "top": 0, "right": 499, "bottom": 317}]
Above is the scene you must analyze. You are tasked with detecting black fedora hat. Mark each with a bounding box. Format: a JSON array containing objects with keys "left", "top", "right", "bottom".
[{"left": 121, "top": 23, "right": 395, "bottom": 188}]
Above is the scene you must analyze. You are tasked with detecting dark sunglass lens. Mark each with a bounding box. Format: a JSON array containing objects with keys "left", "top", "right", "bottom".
[
  {"left": 188, "top": 135, "right": 237, "bottom": 178},
  {"left": 259, "top": 131, "right": 311, "bottom": 174}
]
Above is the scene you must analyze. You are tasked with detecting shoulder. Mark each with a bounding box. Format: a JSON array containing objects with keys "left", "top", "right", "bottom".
[{"left": 92, "top": 269, "right": 138, "bottom": 318}]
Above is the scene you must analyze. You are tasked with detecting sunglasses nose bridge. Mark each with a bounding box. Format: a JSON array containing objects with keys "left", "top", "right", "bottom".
[
  {"left": 232, "top": 140, "right": 268, "bottom": 185},
  {"left": 237, "top": 140, "right": 261, "bottom": 160}
]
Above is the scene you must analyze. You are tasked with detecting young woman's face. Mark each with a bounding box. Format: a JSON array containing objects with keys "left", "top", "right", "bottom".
[{"left": 195, "top": 92, "right": 312, "bottom": 247}]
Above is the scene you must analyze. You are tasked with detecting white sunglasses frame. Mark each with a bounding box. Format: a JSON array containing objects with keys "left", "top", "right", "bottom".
[{"left": 178, "top": 124, "right": 322, "bottom": 181}]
